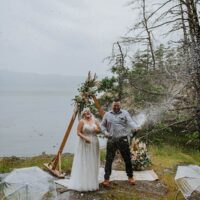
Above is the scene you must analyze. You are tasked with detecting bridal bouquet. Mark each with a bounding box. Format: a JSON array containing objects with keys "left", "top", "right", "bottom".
[{"left": 130, "top": 138, "right": 151, "bottom": 171}]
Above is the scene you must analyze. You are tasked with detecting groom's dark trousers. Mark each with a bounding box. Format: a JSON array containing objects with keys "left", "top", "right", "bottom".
[{"left": 104, "top": 136, "right": 133, "bottom": 180}]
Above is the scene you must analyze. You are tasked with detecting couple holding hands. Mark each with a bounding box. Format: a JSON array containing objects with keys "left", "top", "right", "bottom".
[{"left": 68, "top": 99, "right": 139, "bottom": 192}]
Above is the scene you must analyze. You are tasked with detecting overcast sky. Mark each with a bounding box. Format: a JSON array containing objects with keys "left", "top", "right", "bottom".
[{"left": 0, "top": 0, "right": 139, "bottom": 76}]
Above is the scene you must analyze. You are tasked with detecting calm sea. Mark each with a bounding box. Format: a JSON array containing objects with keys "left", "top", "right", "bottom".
[{"left": 0, "top": 87, "right": 106, "bottom": 157}]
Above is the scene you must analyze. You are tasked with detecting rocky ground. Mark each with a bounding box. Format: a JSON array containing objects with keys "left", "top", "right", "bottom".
[{"left": 56, "top": 180, "right": 168, "bottom": 200}]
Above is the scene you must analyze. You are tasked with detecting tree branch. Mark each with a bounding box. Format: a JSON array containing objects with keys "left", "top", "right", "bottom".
[
  {"left": 149, "top": 18, "right": 182, "bottom": 29},
  {"left": 139, "top": 118, "right": 195, "bottom": 139}
]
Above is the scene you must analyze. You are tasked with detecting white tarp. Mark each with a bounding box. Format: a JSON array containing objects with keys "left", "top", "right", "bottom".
[
  {"left": 175, "top": 165, "right": 200, "bottom": 199},
  {"left": 0, "top": 167, "right": 57, "bottom": 200},
  {"left": 98, "top": 168, "right": 158, "bottom": 182},
  {"left": 55, "top": 167, "right": 158, "bottom": 188}
]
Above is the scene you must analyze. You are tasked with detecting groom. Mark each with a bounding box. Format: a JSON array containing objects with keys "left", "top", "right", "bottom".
[{"left": 101, "top": 99, "right": 138, "bottom": 186}]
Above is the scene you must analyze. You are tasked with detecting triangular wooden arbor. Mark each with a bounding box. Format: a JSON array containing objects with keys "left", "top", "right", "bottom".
[{"left": 44, "top": 72, "right": 105, "bottom": 178}]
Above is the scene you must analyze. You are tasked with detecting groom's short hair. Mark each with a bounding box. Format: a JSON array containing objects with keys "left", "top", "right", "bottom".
[{"left": 113, "top": 98, "right": 120, "bottom": 103}]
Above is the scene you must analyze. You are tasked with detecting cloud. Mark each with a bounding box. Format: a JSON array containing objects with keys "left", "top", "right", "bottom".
[{"left": 0, "top": 0, "right": 136, "bottom": 76}]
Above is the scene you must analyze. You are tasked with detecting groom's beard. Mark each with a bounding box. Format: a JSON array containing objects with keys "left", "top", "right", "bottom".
[{"left": 113, "top": 108, "right": 120, "bottom": 113}]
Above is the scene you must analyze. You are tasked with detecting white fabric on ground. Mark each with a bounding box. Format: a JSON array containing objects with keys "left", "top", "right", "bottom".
[
  {"left": 55, "top": 167, "right": 158, "bottom": 188},
  {"left": 1, "top": 166, "right": 57, "bottom": 200},
  {"left": 175, "top": 165, "right": 200, "bottom": 199}
]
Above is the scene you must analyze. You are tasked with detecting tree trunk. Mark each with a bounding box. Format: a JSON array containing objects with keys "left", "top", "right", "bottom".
[
  {"left": 116, "top": 42, "right": 126, "bottom": 101},
  {"left": 185, "top": 0, "right": 200, "bottom": 141},
  {"left": 185, "top": 0, "right": 196, "bottom": 43},
  {"left": 142, "top": 0, "right": 156, "bottom": 70},
  {"left": 179, "top": 0, "right": 189, "bottom": 50}
]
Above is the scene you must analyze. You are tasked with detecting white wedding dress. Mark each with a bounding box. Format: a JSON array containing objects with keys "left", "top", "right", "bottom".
[{"left": 68, "top": 123, "right": 100, "bottom": 191}]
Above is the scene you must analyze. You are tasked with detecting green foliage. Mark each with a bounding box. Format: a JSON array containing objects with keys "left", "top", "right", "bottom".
[
  {"left": 133, "top": 50, "right": 152, "bottom": 70},
  {"left": 97, "top": 76, "right": 118, "bottom": 108},
  {"left": 128, "top": 67, "right": 166, "bottom": 105},
  {"left": 154, "top": 122, "right": 173, "bottom": 133},
  {"left": 155, "top": 44, "right": 165, "bottom": 70},
  {"left": 98, "top": 76, "right": 117, "bottom": 92},
  {"left": 185, "top": 131, "right": 200, "bottom": 144},
  {"left": 97, "top": 43, "right": 199, "bottom": 147}
]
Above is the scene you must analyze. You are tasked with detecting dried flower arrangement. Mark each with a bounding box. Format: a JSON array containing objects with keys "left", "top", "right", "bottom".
[
  {"left": 73, "top": 72, "right": 99, "bottom": 117},
  {"left": 130, "top": 138, "right": 151, "bottom": 171}
]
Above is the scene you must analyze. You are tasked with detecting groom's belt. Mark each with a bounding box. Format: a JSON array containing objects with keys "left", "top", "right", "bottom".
[{"left": 108, "top": 136, "right": 128, "bottom": 140}]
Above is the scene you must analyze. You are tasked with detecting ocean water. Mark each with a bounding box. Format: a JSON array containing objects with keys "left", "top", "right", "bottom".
[{"left": 0, "top": 87, "right": 106, "bottom": 157}]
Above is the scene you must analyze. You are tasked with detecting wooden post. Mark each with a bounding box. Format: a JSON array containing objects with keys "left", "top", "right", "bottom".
[
  {"left": 92, "top": 95, "right": 105, "bottom": 118},
  {"left": 44, "top": 107, "right": 78, "bottom": 177}
]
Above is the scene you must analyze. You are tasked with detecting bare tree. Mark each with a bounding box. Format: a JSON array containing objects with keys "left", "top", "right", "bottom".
[
  {"left": 123, "top": 0, "right": 156, "bottom": 70},
  {"left": 105, "top": 41, "right": 128, "bottom": 101},
  {"left": 142, "top": 0, "right": 156, "bottom": 69}
]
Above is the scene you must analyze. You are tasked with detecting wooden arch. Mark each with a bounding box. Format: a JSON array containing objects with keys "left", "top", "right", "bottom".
[{"left": 44, "top": 72, "right": 105, "bottom": 177}]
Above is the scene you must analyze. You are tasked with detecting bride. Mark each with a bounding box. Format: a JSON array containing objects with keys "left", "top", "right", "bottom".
[{"left": 68, "top": 107, "right": 100, "bottom": 191}]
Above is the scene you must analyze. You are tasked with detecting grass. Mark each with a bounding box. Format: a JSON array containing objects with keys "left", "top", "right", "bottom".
[
  {"left": 149, "top": 144, "right": 200, "bottom": 167},
  {"left": 0, "top": 153, "right": 73, "bottom": 174},
  {"left": 0, "top": 144, "right": 200, "bottom": 200},
  {"left": 147, "top": 144, "right": 200, "bottom": 200}
]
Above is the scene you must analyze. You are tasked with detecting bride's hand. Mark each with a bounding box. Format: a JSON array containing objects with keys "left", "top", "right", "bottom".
[
  {"left": 85, "top": 137, "right": 91, "bottom": 144},
  {"left": 93, "top": 127, "right": 100, "bottom": 133}
]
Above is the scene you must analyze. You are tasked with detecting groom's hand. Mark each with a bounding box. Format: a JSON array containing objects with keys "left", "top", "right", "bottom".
[
  {"left": 133, "top": 127, "right": 141, "bottom": 132},
  {"left": 104, "top": 131, "right": 110, "bottom": 138}
]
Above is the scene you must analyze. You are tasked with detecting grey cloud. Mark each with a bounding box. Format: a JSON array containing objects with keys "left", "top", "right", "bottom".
[{"left": 0, "top": 0, "right": 136, "bottom": 76}]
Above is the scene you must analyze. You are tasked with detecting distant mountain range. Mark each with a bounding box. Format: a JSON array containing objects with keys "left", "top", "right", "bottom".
[{"left": 0, "top": 70, "right": 85, "bottom": 90}]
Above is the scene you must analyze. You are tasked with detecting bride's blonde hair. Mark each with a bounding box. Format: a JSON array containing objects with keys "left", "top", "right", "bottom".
[{"left": 81, "top": 107, "right": 92, "bottom": 119}]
